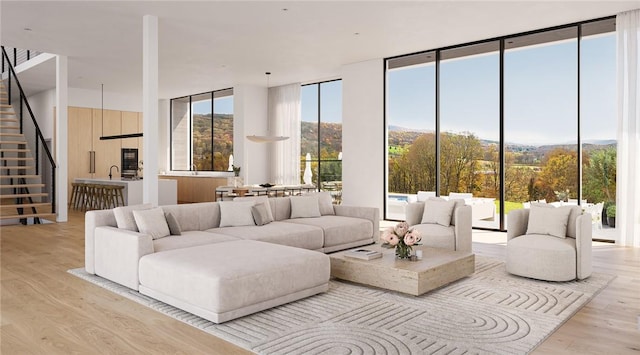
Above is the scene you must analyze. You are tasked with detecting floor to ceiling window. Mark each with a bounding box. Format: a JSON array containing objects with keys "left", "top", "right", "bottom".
[
  {"left": 386, "top": 52, "right": 436, "bottom": 220},
  {"left": 384, "top": 17, "right": 616, "bottom": 237},
  {"left": 440, "top": 42, "right": 500, "bottom": 228},
  {"left": 504, "top": 28, "right": 578, "bottom": 227},
  {"left": 580, "top": 19, "right": 617, "bottom": 239},
  {"left": 170, "top": 88, "right": 233, "bottom": 172},
  {"left": 301, "top": 80, "right": 342, "bottom": 202}
]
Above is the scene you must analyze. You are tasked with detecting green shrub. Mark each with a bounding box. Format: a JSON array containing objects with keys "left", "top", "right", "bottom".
[{"left": 606, "top": 204, "right": 616, "bottom": 218}]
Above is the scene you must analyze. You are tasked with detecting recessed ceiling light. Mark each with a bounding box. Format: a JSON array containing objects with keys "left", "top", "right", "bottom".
[
  {"left": 282, "top": 8, "right": 288, "bottom": 11},
  {"left": 24, "top": 27, "right": 32, "bottom": 31}
]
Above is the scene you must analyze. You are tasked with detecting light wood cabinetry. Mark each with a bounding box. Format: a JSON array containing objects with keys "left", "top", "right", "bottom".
[
  {"left": 67, "top": 106, "right": 143, "bottom": 200},
  {"left": 158, "top": 176, "right": 227, "bottom": 203}
]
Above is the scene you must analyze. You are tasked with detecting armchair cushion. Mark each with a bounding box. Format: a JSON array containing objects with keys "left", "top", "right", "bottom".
[
  {"left": 526, "top": 204, "right": 571, "bottom": 238},
  {"left": 421, "top": 198, "right": 456, "bottom": 226}
]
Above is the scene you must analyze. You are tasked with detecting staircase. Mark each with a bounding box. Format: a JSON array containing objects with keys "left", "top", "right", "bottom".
[{"left": 0, "top": 83, "right": 55, "bottom": 223}]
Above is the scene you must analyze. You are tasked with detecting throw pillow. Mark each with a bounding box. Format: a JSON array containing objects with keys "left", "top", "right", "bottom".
[
  {"left": 132, "top": 207, "right": 171, "bottom": 240},
  {"left": 251, "top": 203, "right": 274, "bottom": 226},
  {"left": 526, "top": 204, "right": 572, "bottom": 238},
  {"left": 234, "top": 196, "right": 274, "bottom": 221},
  {"left": 421, "top": 198, "right": 456, "bottom": 226},
  {"left": 113, "top": 203, "right": 153, "bottom": 231},
  {"left": 219, "top": 201, "right": 256, "bottom": 227},
  {"left": 290, "top": 195, "right": 322, "bottom": 219},
  {"left": 165, "top": 212, "right": 182, "bottom": 236},
  {"left": 305, "top": 191, "right": 335, "bottom": 215}
]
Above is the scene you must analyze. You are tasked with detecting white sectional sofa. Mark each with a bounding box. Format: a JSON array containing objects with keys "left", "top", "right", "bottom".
[{"left": 85, "top": 194, "right": 379, "bottom": 323}]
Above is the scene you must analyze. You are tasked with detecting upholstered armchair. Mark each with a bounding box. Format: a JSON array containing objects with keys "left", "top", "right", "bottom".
[
  {"left": 507, "top": 205, "right": 592, "bottom": 281},
  {"left": 405, "top": 198, "right": 472, "bottom": 253}
]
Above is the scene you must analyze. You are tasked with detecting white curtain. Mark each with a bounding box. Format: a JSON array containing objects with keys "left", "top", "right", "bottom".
[
  {"left": 616, "top": 10, "right": 640, "bottom": 247},
  {"left": 269, "top": 83, "right": 301, "bottom": 185}
]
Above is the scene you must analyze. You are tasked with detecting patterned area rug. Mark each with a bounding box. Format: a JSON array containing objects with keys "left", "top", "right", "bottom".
[{"left": 68, "top": 256, "right": 613, "bottom": 354}]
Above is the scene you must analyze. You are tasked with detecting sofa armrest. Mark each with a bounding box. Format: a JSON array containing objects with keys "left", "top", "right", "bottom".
[
  {"left": 453, "top": 205, "right": 472, "bottom": 253},
  {"left": 507, "top": 209, "right": 530, "bottom": 241},
  {"left": 334, "top": 205, "right": 380, "bottom": 239},
  {"left": 575, "top": 214, "right": 593, "bottom": 280},
  {"left": 94, "top": 226, "right": 154, "bottom": 290},
  {"left": 85, "top": 210, "right": 117, "bottom": 274},
  {"left": 405, "top": 202, "right": 425, "bottom": 227}
]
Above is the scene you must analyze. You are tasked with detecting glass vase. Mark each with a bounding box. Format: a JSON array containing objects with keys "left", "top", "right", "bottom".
[{"left": 395, "top": 243, "right": 412, "bottom": 259}]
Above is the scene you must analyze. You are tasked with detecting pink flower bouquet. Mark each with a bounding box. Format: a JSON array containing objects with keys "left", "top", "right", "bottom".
[{"left": 380, "top": 221, "right": 422, "bottom": 259}]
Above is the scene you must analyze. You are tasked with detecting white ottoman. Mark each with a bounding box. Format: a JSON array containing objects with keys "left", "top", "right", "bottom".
[{"left": 138, "top": 240, "right": 330, "bottom": 323}]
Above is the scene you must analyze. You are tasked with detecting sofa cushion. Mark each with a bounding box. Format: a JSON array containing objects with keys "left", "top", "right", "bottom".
[
  {"left": 219, "top": 201, "right": 256, "bottom": 227},
  {"left": 211, "top": 221, "right": 324, "bottom": 250},
  {"left": 132, "top": 207, "right": 170, "bottom": 240},
  {"left": 527, "top": 204, "right": 571, "bottom": 238},
  {"left": 409, "top": 223, "right": 456, "bottom": 250},
  {"left": 422, "top": 198, "right": 456, "bottom": 226},
  {"left": 269, "top": 197, "right": 292, "bottom": 221},
  {"left": 161, "top": 202, "right": 220, "bottom": 231},
  {"left": 153, "top": 231, "right": 239, "bottom": 253},
  {"left": 251, "top": 203, "right": 273, "bottom": 226},
  {"left": 284, "top": 215, "right": 373, "bottom": 248},
  {"left": 165, "top": 212, "right": 182, "bottom": 235},
  {"left": 234, "top": 196, "right": 274, "bottom": 222},
  {"left": 114, "top": 203, "right": 152, "bottom": 231}
]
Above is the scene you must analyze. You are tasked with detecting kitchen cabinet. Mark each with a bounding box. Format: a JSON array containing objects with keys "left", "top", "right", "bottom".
[
  {"left": 66, "top": 106, "right": 143, "bottom": 201},
  {"left": 158, "top": 175, "right": 228, "bottom": 203}
]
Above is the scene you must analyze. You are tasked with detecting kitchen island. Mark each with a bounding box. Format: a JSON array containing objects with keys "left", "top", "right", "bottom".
[{"left": 73, "top": 177, "right": 177, "bottom": 206}]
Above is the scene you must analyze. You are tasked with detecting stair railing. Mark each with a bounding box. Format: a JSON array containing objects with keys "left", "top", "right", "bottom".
[{"left": 1, "top": 45, "right": 56, "bottom": 215}]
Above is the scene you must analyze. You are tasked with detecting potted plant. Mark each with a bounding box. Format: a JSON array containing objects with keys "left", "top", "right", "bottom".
[{"left": 606, "top": 204, "right": 616, "bottom": 228}]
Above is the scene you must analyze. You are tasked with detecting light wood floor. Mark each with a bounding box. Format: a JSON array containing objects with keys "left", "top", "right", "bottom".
[{"left": 1, "top": 211, "right": 639, "bottom": 354}]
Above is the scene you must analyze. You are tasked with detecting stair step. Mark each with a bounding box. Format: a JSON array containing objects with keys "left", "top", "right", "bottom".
[
  {"left": 0, "top": 192, "right": 47, "bottom": 199},
  {"left": 0, "top": 148, "right": 30, "bottom": 153},
  {"left": 0, "top": 156, "right": 34, "bottom": 161},
  {"left": 0, "top": 141, "right": 28, "bottom": 145},
  {"left": 0, "top": 126, "right": 20, "bottom": 131},
  {"left": 0, "top": 213, "right": 56, "bottom": 221},
  {"left": 0, "top": 202, "right": 50, "bottom": 210},
  {"left": 0, "top": 157, "right": 34, "bottom": 161},
  {"left": 0, "top": 104, "right": 11, "bottom": 108},
  {"left": 0, "top": 183, "right": 45, "bottom": 188},
  {"left": 0, "top": 133, "right": 24, "bottom": 137},
  {"left": 0, "top": 175, "right": 39, "bottom": 179},
  {"left": 0, "top": 118, "right": 18, "bottom": 123},
  {"left": 0, "top": 166, "right": 34, "bottom": 170},
  {"left": 0, "top": 112, "right": 16, "bottom": 116}
]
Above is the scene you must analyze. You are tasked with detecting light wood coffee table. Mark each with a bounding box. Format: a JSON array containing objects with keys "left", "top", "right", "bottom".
[{"left": 329, "top": 245, "right": 474, "bottom": 296}]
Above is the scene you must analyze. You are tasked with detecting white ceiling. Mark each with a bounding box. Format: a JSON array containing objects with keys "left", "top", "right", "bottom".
[{"left": 1, "top": 1, "right": 639, "bottom": 99}]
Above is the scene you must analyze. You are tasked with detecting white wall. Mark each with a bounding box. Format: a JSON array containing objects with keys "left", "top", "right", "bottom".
[
  {"left": 158, "top": 99, "right": 170, "bottom": 174},
  {"left": 27, "top": 89, "right": 56, "bottom": 139},
  {"left": 341, "top": 59, "right": 384, "bottom": 212},
  {"left": 68, "top": 87, "right": 142, "bottom": 112}
]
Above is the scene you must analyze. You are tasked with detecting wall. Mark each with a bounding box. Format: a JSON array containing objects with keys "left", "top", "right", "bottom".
[{"left": 341, "top": 59, "right": 384, "bottom": 212}]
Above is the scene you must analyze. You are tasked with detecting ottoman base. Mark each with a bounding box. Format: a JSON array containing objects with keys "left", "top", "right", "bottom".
[
  {"left": 138, "top": 240, "right": 330, "bottom": 323},
  {"left": 140, "top": 283, "right": 328, "bottom": 324}
]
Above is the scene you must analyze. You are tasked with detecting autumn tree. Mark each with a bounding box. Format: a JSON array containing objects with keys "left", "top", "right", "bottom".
[{"left": 582, "top": 147, "right": 616, "bottom": 203}]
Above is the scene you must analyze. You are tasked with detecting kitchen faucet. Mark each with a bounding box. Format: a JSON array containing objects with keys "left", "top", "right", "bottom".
[{"left": 109, "top": 165, "right": 119, "bottom": 180}]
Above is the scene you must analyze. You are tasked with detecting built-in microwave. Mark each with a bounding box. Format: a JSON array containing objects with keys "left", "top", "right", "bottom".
[{"left": 121, "top": 148, "right": 138, "bottom": 179}]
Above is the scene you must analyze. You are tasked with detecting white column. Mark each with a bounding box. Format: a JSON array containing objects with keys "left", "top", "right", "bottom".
[
  {"left": 342, "top": 59, "right": 384, "bottom": 212},
  {"left": 55, "top": 55, "right": 68, "bottom": 222},
  {"left": 142, "top": 15, "right": 159, "bottom": 206}
]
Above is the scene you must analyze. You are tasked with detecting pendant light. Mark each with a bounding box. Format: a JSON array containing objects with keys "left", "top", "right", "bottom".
[{"left": 246, "top": 72, "right": 289, "bottom": 143}]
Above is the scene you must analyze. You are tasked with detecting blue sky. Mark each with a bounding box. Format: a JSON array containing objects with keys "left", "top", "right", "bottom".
[
  {"left": 387, "top": 33, "right": 616, "bottom": 145},
  {"left": 192, "top": 96, "right": 233, "bottom": 115}
]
